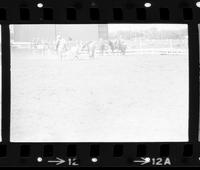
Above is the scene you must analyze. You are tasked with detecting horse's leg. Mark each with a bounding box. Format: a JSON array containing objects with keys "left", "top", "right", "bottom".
[
  {"left": 100, "top": 46, "right": 103, "bottom": 56},
  {"left": 90, "top": 46, "right": 95, "bottom": 58},
  {"left": 74, "top": 48, "right": 79, "bottom": 60},
  {"left": 58, "top": 50, "right": 62, "bottom": 61},
  {"left": 113, "top": 47, "right": 115, "bottom": 54},
  {"left": 109, "top": 44, "right": 114, "bottom": 54},
  {"left": 88, "top": 45, "right": 92, "bottom": 58},
  {"left": 61, "top": 51, "right": 65, "bottom": 61},
  {"left": 59, "top": 52, "right": 62, "bottom": 61},
  {"left": 101, "top": 46, "right": 105, "bottom": 56}
]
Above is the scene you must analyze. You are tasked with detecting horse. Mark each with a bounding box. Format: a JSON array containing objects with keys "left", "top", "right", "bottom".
[
  {"left": 108, "top": 39, "right": 127, "bottom": 55},
  {"left": 81, "top": 39, "right": 108, "bottom": 58}
]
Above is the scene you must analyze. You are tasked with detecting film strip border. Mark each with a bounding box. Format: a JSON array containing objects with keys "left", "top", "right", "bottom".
[
  {"left": 0, "top": 0, "right": 199, "bottom": 23},
  {"left": 0, "top": 0, "right": 199, "bottom": 167},
  {"left": 0, "top": 143, "right": 199, "bottom": 167}
]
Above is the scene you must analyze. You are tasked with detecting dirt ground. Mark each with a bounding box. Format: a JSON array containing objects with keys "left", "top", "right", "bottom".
[{"left": 10, "top": 49, "right": 189, "bottom": 142}]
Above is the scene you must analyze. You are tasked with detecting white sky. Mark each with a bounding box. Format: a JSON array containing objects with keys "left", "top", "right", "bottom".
[{"left": 108, "top": 24, "right": 188, "bottom": 33}]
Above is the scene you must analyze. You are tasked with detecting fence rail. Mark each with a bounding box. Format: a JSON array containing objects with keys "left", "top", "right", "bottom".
[{"left": 11, "top": 39, "right": 188, "bottom": 55}]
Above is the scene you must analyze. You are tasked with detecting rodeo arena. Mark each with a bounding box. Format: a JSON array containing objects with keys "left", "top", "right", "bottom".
[{"left": 10, "top": 24, "right": 189, "bottom": 142}]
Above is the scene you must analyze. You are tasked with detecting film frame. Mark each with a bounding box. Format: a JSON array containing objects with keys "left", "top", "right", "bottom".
[{"left": 0, "top": 0, "right": 199, "bottom": 167}]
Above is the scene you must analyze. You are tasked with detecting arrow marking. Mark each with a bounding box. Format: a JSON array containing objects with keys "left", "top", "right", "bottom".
[
  {"left": 133, "top": 157, "right": 151, "bottom": 165},
  {"left": 48, "top": 157, "right": 66, "bottom": 165}
]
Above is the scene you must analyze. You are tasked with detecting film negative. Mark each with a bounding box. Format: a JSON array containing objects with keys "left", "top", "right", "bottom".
[{"left": 0, "top": 0, "right": 199, "bottom": 167}]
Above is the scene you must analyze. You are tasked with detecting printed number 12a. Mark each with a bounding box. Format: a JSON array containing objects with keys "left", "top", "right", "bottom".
[{"left": 152, "top": 158, "right": 171, "bottom": 166}]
